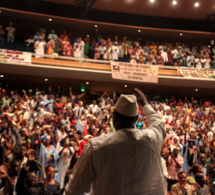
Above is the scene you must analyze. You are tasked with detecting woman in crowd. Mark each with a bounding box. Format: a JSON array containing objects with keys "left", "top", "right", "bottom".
[
  {"left": 58, "top": 137, "right": 74, "bottom": 188},
  {"left": 46, "top": 39, "right": 55, "bottom": 55},
  {"left": 34, "top": 36, "right": 46, "bottom": 58},
  {"left": 37, "top": 135, "right": 60, "bottom": 183}
]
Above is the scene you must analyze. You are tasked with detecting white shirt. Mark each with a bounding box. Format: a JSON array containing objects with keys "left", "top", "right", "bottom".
[{"left": 65, "top": 104, "right": 166, "bottom": 195}]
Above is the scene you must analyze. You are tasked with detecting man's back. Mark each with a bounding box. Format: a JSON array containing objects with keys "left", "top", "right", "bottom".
[
  {"left": 65, "top": 104, "right": 166, "bottom": 195},
  {"left": 91, "top": 127, "right": 165, "bottom": 195}
]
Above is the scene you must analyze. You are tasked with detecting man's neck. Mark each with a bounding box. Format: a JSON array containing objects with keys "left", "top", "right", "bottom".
[
  {"left": 116, "top": 125, "right": 134, "bottom": 131},
  {"left": 201, "top": 162, "right": 206, "bottom": 166}
]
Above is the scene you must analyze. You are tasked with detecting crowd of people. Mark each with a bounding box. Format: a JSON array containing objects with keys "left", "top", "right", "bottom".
[
  {"left": 0, "top": 84, "right": 214, "bottom": 194},
  {"left": 1, "top": 23, "right": 215, "bottom": 68}
]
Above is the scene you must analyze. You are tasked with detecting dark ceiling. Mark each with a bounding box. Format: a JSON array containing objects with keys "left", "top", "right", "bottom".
[
  {"left": 1, "top": 0, "right": 215, "bottom": 32},
  {"left": 43, "top": 0, "right": 215, "bottom": 20}
]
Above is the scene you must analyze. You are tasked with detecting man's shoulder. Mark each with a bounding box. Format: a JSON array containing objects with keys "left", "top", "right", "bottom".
[
  {"left": 171, "top": 183, "right": 192, "bottom": 190},
  {"left": 90, "top": 128, "right": 153, "bottom": 150},
  {"left": 171, "top": 182, "right": 180, "bottom": 189},
  {"left": 90, "top": 129, "right": 134, "bottom": 148}
]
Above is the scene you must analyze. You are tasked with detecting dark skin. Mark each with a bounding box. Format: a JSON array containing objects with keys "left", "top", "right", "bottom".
[
  {"left": 59, "top": 138, "right": 73, "bottom": 156},
  {"left": 169, "top": 149, "right": 182, "bottom": 168},
  {"left": 113, "top": 88, "right": 147, "bottom": 131}
]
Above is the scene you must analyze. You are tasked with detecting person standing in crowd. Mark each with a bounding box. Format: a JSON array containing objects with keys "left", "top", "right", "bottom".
[
  {"left": 111, "top": 42, "right": 120, "bottom": 61},
  {"left": 65, "top": 88, "right": 166, "bottom": 195},
  {"left": 167, "top": 147, "right": 184, "bottom": 193},
  {"left": 194, "top": 173, "right": 211, "bottom": 195},
  {"left": 44, "top": 165, "right": 62, "bottom": 195},
  {"left": 6, "top": 23, "right": 16, "bottom": 44},
  {"left": 58, "top": 138, "right": 74, "bottom": 188},
  {"left": 46, "top": 39, "right": 55, "bottom": 55},
  {"left": 34, "top": 36, "right": 46, "bottom": 58},
  {"left": 0, "top": 25, "right": 5, "bottom": 48},
  {"left": 37, "top": 135, "right": 60, "bottom": 183},
  {"left": 48, "top": 30, "right": 58, "bottom": 43}
]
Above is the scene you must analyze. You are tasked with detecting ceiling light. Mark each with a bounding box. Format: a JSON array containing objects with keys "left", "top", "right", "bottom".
[
  {"left": 180, "top": 33, "right": 183, "bottom": 36},
  {"left": 138, "top": 30, "right": 141, "bottom": 32},
  {"left": 87, "top": 35, "right": 90, "bottom": 37},
  {"left": 48, "top": 18, "right": 52, "bottom": 21},
  {"left": 150, "top": 0, "right": 155, "bottom": 2},
  {"left": 0, "top": 75, "right": 4, "bottom": 78},
  {"left": 0, "top": 11, "right": 1, "bottom": 13},
  {"left": 86, "top": 82, "right": 89, "bottom": 85},
  {"left": 172, "top": 0, "right": 177, "bottom": 5},
  {"left": 208, "top": 45, "right": 211, "bottom": 48},
  {"left": 194, "top": 2, "right": 199, "bottom": 7},
  {"left": 94, "top": 25, "right": 98, "bottom": 28},
  {"left": 45, "top": 78, "right": 48, "bottom": 81},
  {"left": 195, "top": 89, "right": 198, "bottom": 92},
  {"left": 124, "top": 85, "right": 127, "bottom": 88}
]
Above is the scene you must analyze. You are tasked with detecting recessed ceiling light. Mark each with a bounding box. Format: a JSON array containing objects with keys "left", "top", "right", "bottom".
[
  {"left": 194, "top": 2, "right": 199, "bottom": 7},
  {"left": 195, "top": 89, "right": 198, "bottom": 92},
  {"left": 0, "top": 75, "right": 4, "bottom": 78},
  {"left": 124, "top": 85, "right": 127, "bottom": 88},
  {"left": 0, "top": 11, "right": 1, "bottom": 13},
  {"left": 94, "top": 25, "right": 98, "bottom": 28},
  {"left": 150, "top": 0, "right": 155, "bottom": 3},
  {"left": 45, "top": 78, "right": 48, "bottom": 81},
  {"left": 86, "top": 82, "right": 89, "bottom": 85},
  {"left": 180, "top": 33, "right": 183, "bottom": 36},
  {"left": 172, "top": 0, "right": 177, "bottom": 5},
  {"left": 87, "top": 35, "right": 90, "bottom": 37},
  {"left": 48, "top": 18, "right": 52, "bottom": 21},
  {"left": 138, "top": 30, "right": 141, "bottom": 32}
]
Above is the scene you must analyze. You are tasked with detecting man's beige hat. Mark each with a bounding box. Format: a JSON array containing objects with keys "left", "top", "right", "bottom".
[{"left": 115, "top": 94, "right": 138, "bottom": 117}]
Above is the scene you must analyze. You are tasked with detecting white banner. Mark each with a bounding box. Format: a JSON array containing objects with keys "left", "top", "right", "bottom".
[
  {"left": 177, "top": 68, "right": 215, "bottom": 78},
  {"left": 0, "top": 49, "right": 31, "bottom": 65},
  {"left": 111, "top": 61, "right": 158, "bottom": 83}
]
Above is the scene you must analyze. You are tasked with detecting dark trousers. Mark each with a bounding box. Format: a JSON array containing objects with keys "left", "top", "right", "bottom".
[{"left": 167, "top": 179, "right": 178, "bottom": 192}]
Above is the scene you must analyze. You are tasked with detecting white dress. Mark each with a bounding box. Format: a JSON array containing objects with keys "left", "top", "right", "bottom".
[
  {"left": 111, "top": 45, "right": 120, "bottom": 61},
  {"left": 58, "top": 147, "right": 75, "bottom": 188},
  {"left": 204, "top": 59, "right": 210, "bottom": 69},
  {"left": 195, "top": 58, "right": 202, "bottom": 69},
  {"left": 35, "top": 41, "right": 46, "bottom": 58}
]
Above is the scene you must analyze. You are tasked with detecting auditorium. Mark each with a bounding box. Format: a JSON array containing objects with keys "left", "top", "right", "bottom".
[{"left": 0, "top": 0, "right": 215, "bottom": 194}]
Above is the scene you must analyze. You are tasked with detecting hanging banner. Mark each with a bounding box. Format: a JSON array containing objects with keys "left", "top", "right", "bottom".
[
  {"left": 177, "top": 68, "right": 215, "bottom": 78},
  {"left": 0, "top": 49, "right": 32, "bottom": 65},
  {"left": 111, "top": 61, "right": 158, "bottom": 83}
]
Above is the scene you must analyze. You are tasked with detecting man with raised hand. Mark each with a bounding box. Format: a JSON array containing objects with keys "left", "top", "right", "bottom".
[{"left": 65, "top": 88, "right": 166, "bottom": 195}]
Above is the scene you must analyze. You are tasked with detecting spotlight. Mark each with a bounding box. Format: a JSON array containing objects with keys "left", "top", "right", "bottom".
[
  {"left": 48, "top": 18, "right": 52, "bottom": 21},
  {"left": 86, "top": 82, "right": 89, "bottom": 85},
  {"left": 172, "top": 0, "right": 177, "bottom": 5},
  {"left": 45, "top": 78, "right": 48, "bottom": 81},
  {"left": 194, "top": 2, "right": 199, "bottom": 7},
  {"left": 195, "top": 89, "right": 198, "bottom": 92},
  {"left": 0, "top": 75, "right": 4, "bottom": 78},
  {"left": 180, "top": 33, "right": 183, "bottom": 36},
  {"left": 94, "top": 25, "right": 98, "bottom": 28},
  {"left": 138, "top": 30, "right": 141, "bottom": 33},
  {"left": 124, "top": 85, "right": 127, "bottom": 88}
]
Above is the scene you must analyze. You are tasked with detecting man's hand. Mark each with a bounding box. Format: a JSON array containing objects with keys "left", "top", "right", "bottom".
[{"left": 134, "top": 88, "right": 148, "bottom": 106}]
